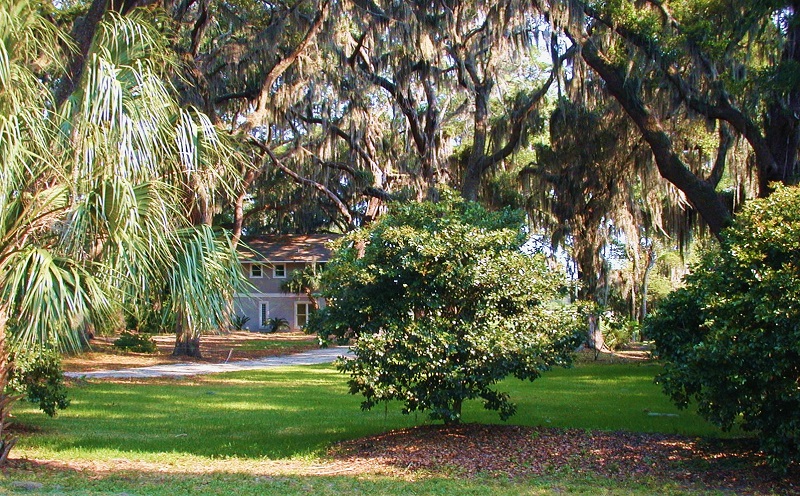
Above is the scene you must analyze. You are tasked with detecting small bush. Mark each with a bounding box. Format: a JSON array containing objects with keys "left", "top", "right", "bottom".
[
  {"left": 230, "top": 315, "right": 251, "bottom": 331},
  {"left": 601, "top": 315, "right": 638, "bottom": 350},
  {"left": 8, "top": 346, "right": 69, "bottom": 417},
  {"left": 125, "top": 303, "right": 175, "bottom": 335},
  {"left": 113, "top": 331, "right": 157, "bottom": 353},
  {"left": 266, "top": 317, "right": 290, "bottom": 333},
  {"left": 312, "top": 192, "right": 583, "bottom": 424}
]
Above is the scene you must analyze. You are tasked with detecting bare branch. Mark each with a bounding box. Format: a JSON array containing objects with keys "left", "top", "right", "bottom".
[
  {"left": 707, "top": 124, "right": 733, "bottom": 188},
  {"left": 250, "top": 139, "right": 354, "bottom": 227}
]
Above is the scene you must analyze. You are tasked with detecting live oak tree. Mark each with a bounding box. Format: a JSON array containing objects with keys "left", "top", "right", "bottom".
[
  {"left": 169, "top": 0, "right": 371, "bottom": 234},
  {"left": 86, "top": 1, "right": 800, "bottom": 239},
  {"left": 545, "top": 0, "right": 800, "bottom": 235},
  {"left": 521, "top": 98, "right": 695, "bottom": 351},
  {"left": 309, "top": 192, "right": 583, "bottom": 424},
  {"left": 523, "top": 100, "right": 644, "bottom": 351},
  {"left": 194, "top": 0, "right": 564, "bottom": 227}
]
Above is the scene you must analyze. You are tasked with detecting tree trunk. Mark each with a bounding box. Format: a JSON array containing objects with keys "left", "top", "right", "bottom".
[
  {"left": 173, "top": 333, "right": 202, "bottom": 358},
  {"left": 574, "top": 236, "right": 607, "bottom": 354},
  {"left": 446, "top": 398, "right": 463, "bottom": 425},
  {"left": 580, "top": 39, "right": 733, "bottom": 236},
  {"left": 640, "top": 248, "right": 656, "bottom": 325},
  {"left": 172, "top": 311, "right": 202, "bottom": 358},
  {"left": 231, "top": 169, "right": 257, "bottom": 246},
  {"left": 588, "top": 313, "right": 605, "bottom": 360},
  {"left": 305, "top": 291, "right": 320, "bottom": 312},
  {"left": 763, "top": 5, "right": 800, "bottom": 193},
  {"left": 461, "top": 81, "right": 492, "bottom": 202},
  {"left": 0, "top": 308, "right": 18, "bottom": 465}
]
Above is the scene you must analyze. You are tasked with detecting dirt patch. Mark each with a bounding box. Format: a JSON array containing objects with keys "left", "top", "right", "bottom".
[
  {"left": 573, "top": 342, "right": 654, "bottom": 364},
  {"left": 331, "top": 424, "right": 799, "bottom": 493},
  {"left": 62, "top": 331, "right": 318, "bottom": 373}
]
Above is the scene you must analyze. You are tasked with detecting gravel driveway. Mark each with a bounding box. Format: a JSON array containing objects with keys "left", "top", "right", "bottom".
[{"left": 65, "top": 346, "right": 353, "bottom": 379}]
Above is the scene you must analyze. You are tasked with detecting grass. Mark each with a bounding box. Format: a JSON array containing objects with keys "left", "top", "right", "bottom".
[
  {"left": 18, "top": 366, "right": 417, "bottom": 460},
  {"left": 234, "top": 339, "right": 317, "bottom": 352},
  {"left": 2, "top": 471, "right": 700, "bottom": 495},
  {"left": 3, "top": 362, "right": 742, "bottom": 495},
  {"left": 484, "top": 362, "right": 732, "bottom": 436}
]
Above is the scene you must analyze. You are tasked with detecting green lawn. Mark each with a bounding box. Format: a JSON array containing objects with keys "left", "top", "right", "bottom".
[
  {"left": 234, "top": 339, "right": 317, "bottom": 352},
  {"left": 4, "top": 362, "right": 742, "bottom": 495}
]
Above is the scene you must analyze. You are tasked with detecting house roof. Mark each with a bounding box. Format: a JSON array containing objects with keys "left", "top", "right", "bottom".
[{"left": 239, "top": 234, "right": 341, "bottom": 263}]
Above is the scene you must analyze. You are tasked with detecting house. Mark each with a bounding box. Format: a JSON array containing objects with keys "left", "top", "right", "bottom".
[{"left": 233, "top": 234, "right": 339, "bottom": 331}]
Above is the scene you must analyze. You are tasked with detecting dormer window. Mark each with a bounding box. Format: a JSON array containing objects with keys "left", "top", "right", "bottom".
[
  {"left": 250, "top": 264, "right": 263, "bottom": 278},
  {"left": 273, "top": 264, "right": 286, "bottom": 278}
]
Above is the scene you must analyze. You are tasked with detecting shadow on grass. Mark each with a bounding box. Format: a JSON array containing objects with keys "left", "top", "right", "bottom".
[
  {"left": 1, "top": 461, "right": 657, "bottom": 496},
  {"left": 5, "top": 436, "right": 796, "bottom": 496}
]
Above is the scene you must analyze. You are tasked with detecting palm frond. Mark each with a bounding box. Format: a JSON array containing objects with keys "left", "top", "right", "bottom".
[
  {"left": 0, "top": 247, "right": 114, "bottom": 351},
  {"left": 166, "top": 226, "right": 248, "bottom": 335}
]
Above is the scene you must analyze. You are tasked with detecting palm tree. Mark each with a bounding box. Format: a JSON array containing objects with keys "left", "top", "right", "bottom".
[
  {"left": 0, "top": 1, "right": 245, "bottom": 463},
  {"left": 280, "top": 264, "right": 322, "bottom": 312}
]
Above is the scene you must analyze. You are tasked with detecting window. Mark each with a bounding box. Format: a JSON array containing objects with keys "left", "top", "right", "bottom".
[
  {"left": 296, "top": 302, "right": 311, "bottom": 329},
  {"left": 250, "top": 264, "right": 263, "bottom": 278},
  {"left": 273, "top": 264, "right": 286, "bottom": 278},
  {"left": 259, "top": 302, "right": 269, "bottom": 328}
]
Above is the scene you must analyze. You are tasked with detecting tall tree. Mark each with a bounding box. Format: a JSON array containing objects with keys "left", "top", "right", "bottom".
[
  {"left": 167, "top": 0, "right": 366, "bottom": 235},
  {"left": 331, "top": 1, "right": 562, "bottom": 201},
  {"left": 523, "top": 100, "right": 636, "bottom": 350},
  {"left": 0, "top": 0, "right": 245, "bottom": 459}
]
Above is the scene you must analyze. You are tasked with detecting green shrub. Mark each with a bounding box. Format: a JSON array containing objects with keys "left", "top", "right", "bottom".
[
  {"left": 646, "top": 185, "right": 800, "bottom": 471},
  {"left": 8, "top": 346, "right": 69, "bottom": 417},
  {"left": 265, "top": 317, "right": 290, "bottom": 333},
  {"left": 312, "top": 191, "right": 583, "bottom": 424},
  {"left": 601, "top": 314, "right": 638, "bottom": 350},
  {"left": 125, "top": 302, "right": 175, "bottom": 335},
  {"left": 113, "top": 331, "right": 158, "bottom": 353},
  {"left": 230, "top": 315, "right": 251, "bottom": 331}
]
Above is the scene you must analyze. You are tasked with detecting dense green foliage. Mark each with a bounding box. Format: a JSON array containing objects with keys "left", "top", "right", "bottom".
[
  {"left": 230, "top": 315, "right": 251, "bottom": 331},
  {"left": 266, "top": 317, "right": 291, "bottom": 333},
  {"left": 647, "top": 185, "right": 800, "bottom": 470},
  {"left": 7, "top": 346, "right": 69, "bottom": 417},
  {"left": 311, "top": 193, "right": 583, "bottom": 423},
  {"left": 112, "top": 331, "right": 158, "bottom": 353}
]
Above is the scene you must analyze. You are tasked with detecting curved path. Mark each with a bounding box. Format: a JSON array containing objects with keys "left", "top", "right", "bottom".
[{"left": 65, "top": 346, "right": 353, "bottom": 379}]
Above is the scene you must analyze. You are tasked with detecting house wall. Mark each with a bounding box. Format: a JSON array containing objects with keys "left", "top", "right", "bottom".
[{"left": 233, "top": 261, "right": 324, "bottom": 331}]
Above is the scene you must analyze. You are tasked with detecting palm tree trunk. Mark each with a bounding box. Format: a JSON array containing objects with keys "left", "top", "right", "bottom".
[
  {"left": 305, "top": 290, "right": 320, "bottom": 312},
  {"left": 172, "top": 311, "right": 202, "bottom": 358},
  {"left": 0, "top": 307, "right": 19, "bottom": 465}
]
